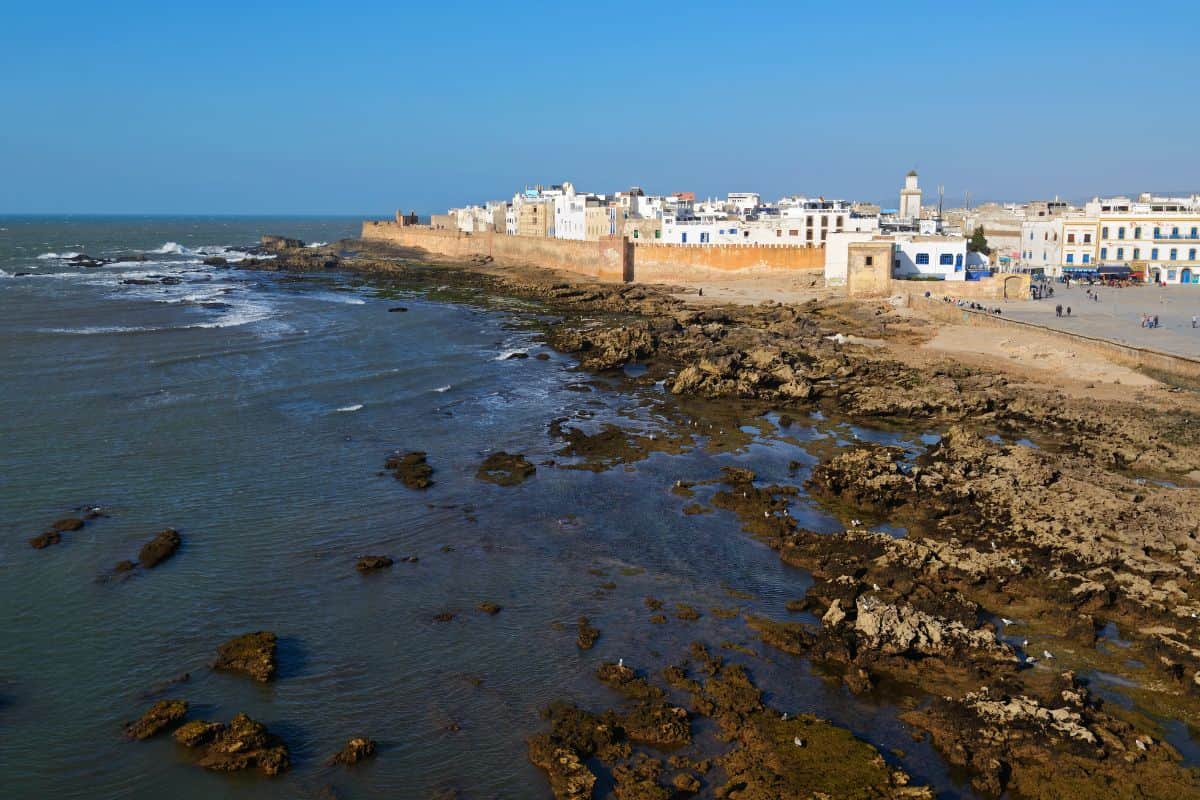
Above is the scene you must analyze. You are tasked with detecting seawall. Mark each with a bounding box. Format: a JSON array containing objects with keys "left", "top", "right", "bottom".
[{"left": 360, "top": 221, "right": 824, "bottom": 284}]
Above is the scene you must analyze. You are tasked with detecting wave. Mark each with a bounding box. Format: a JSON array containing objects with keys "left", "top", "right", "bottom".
[
  {"left": 336, "top": 404, "right": 364, "bottom": 412},
  {"left": 495, "top": 349, "right": 528, "bottom": 360},
  {"left": 308, "top": 291, "right": 365, "bottom": 305},
  {"left": 37, "top": 251, "right": 81, "bottom": 260},
  {"left": 39, "top": 302, "right": 274, "bottom": 335},
  {"left": 0, "top": 269, "right": 10, "bottom": 278},
  {"left": 150, "top": 242, "right": 191, "bottom": 255},
  {"left": 434, "top": 385, "right": 451, "bottom": 393},
  {"left": 306, "top": 241, "right": 328, "bottom": 248}
]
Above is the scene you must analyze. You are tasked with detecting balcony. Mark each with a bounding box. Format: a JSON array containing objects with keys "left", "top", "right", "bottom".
[{"left": 1154, "top": 233, "right": 1200, "bottom": 242}]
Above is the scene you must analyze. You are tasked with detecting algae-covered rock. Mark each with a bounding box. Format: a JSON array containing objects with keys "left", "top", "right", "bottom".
[
  {"left": 213, "top": 631, "right": 277, "bottom": 682},
  {"left": 327, "top": 736, "right": 377, "bottom": 766},
  {"left": 476, "top": 452, "right": 536, "bottom": 486},
  {"left": 124, "top": 699, "right": 188, "bottom": 740},
  {"left": 138, "top": 528, "right": 181, "bottom": 568},
  {"left": 385, "top": 451, "right": 434, "bottom": 489}
]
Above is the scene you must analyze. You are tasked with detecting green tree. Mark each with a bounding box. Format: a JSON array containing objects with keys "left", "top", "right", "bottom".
[{"left": 967, "top": 226, "right": 991, "bottom": 255}]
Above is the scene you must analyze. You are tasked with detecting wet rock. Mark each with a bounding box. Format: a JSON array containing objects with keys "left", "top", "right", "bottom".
[
  {"left": 387, "top": 306, "right": 408, "bottom": 312},
  {"left": 260, "top": 235, "right": 305, "bottom": 251},
  {"left": 326, "top": 736, "right": 377, "bottom": 766},
  {"left": 476, "top": 452, "right": 536, "bottom": 486},
  {"left": 527, "top": 731, "right": 597, "bottom": 800},
  {"left": 535, "top": 352, "right": 551, "bottom": 360},
  {"left": 385, "top": 451, "right": 434, "bottom": 489},
  {"left": 356, "top": 555, "right": 394, "bottom": 573},
  {"left": 671, "top": 772, "right": 701, "bottom": 793},
  {"left": 433, "top": 611, "right": 457, "bottom": 622},
  {"left": 29, "top": 530, "right": 62, "bottom": 549},
  {"left": 138, "top": 528, "right": 181, "bottom": 568},
  {"left": 124, "top": 699, "right": 188, "bottom": 740},
  {"left": 180, "top": 713, "right": 289, "bottom": 775},
  {"left": 477, "top": 602, "right": 502, "bottom": 615},
  {"left": 213, "top": 631, "right": 277, "bottom": 683},
  {"left": 173, "top": 720, "right": 225, "bottom": 747},
  {"left": 576, "top": 617, "right": 600, "bottom": 650},
  {"left": 505, "top": 351, "right": 530, "bottom": 360},
  {"left": 202, "top": 256, "right": 228, "bottom": 266},
  {"left": 114, "top": 560, "right": 138, "bottom": 573},
  {"left": 53, "top": 517, "right": 86, "bottom": 532},
  {"left": 675, "top": 604, "right": 701, "bottom": 621}
]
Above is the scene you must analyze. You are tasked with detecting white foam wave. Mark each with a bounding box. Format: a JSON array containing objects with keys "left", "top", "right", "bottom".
[
  {"left": 0, "top": 269, "right": 10, "bottom": 278},
  {"left": 309, "top": 292, "right": 365, "bottom": 305},
  {"left": 336, "top": 404, "right": 364, "bottom": 412},
  {"left": 495, "top": 349, "right": 528, "bottom": 360},
  {"left": 306, "top": 241, "right": 328, "bottom": 248},
  {"left": 37, "top": 251, "right": 81, "bottom": 260},
  {"left": 150, "top": 242, "right": 191, "bottom": 255},
  {"left": 434, "top": 385, "right": 451, "bottom": 393}
]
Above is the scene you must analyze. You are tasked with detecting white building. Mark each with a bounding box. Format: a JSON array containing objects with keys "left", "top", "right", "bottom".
[{"left": 825, "top": 232, "right": 986, "bottom": 285}]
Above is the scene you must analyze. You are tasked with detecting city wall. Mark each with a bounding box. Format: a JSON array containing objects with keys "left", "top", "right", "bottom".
[{"left": 360, "top": 220, "right": 823, "bottom": 284}]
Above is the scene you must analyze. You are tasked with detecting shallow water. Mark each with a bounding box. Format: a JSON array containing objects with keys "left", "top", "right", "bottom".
[{"left": 1, "top": 217, "right": 972, "bottom": 798}]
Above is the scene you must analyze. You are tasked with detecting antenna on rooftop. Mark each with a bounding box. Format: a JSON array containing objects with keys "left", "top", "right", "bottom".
[
  {"left": 937, "top": 184, "right": 944, "bottom": 220},
  {"left": 965, "top": 190, "right": 972, "bottom": 211}
]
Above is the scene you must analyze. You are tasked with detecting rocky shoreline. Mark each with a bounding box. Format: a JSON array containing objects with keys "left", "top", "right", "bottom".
[{"left": 230, "top": 236, "right": 1200, "bottom": 796}]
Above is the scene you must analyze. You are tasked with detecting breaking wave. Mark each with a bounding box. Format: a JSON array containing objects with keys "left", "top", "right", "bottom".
[{"left": 37, "top": 251, "right": 81, "bottom": 260}]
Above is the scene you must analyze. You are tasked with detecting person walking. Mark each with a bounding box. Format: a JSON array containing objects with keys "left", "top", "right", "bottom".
[
  {"left": 1056, "top": 304, "right": 1062, "bottom": 317},
  {"left": 1066, "top": 306, "right": 1072, "bottom": 317},
  {"left": 1192, "top": 315, "right": 1197, "bottom": 329}
]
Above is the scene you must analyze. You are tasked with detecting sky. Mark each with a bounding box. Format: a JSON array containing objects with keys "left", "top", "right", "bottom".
[{"left": 2, "top": 0, "right": 1198, "bottom": 215}]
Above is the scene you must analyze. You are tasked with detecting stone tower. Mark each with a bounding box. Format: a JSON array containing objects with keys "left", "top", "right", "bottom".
[{"left": 899, "top": 170, "right": 922, "bottom": 222}]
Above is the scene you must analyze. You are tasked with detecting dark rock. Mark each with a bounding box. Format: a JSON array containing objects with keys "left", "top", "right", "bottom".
[
  {"left": 202, "top": 256, "right": 228, "bottom": 266},
  {"left": 138, "top": 528, "right": 181, "bottom": 568},
  {"left": 477, "top": 602, "right": 502, "bottom": 615},
  {"left": 114, "top": 560, "right": 137, "bottom": 573},
  {"left": 576, "top": 617, "right": 600, "bottom": 650},
  {"left": 51, "top": 517, "right": 85, "bottom": 532},
  {"left": 326, "top": 736, "right": 377, "bottom": 766},
  {"left": 213, "top": 631, "right": 277, "bottom": 682},
  {"left": 385, "top": 451, "right": 434, "bottom": 489},
  {"left": 505, "top": 351, "right": 530, "bottom": 360},
  {"left": 433, "top": 611, "right": 457, "bottom": 622},
  {"left": 124, "top": 699, "right": 188, "bottom": 740},
  {"left": 260, "top": 235, "right": 305, "bottom": 251},
  {"left": 535, "top": 352, "right": 551, "bottom": 360},
  {"left": 29, "top": 530, "right": 61, "bottom": 549},
  {"left": 121, "top": 278, "right": 158, "bottom": 285},
  {"left": 387, "top": 306, "right": 408, "bottom": 312},
  {"left": 476, "top": 452, "right": 536, "bottom": 486},
  {"left": 181, "top": 713, "right": 289, "bottom": 775},
  {"left": 173, "top": 720, "right": 225, "bottom": 747},
  {"left": 356, "top": 555, "right": 394, "bottom": 573}
]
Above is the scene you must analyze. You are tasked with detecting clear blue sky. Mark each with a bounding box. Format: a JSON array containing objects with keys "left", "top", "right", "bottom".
[{"left": 2, "top": 0, "right": 1196, "bottom": 215}]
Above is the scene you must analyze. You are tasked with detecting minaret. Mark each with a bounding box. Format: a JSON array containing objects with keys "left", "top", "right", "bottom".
[{"left": 899, "top": 170, "right": 922, "bottom": 222}]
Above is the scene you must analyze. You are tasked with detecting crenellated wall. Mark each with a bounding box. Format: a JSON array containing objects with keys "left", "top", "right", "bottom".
[{"left": 360, "top": 220, "right": 821, "bottom": 284}]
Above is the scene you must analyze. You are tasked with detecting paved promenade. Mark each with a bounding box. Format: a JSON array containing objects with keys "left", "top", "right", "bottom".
[{"left": 999, "top": 284, "right": 1200, "bottom": 359}]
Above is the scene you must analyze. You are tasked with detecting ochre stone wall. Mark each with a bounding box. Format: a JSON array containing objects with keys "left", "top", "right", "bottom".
[
  {"left": 361, "top": 221, "right": 821, "bottom": 284},
  {"left": 846, "top": 242, "right": 894, "bottom": 298},
  {"left": 897, "top": 273, "right": 1030, "bottom": 301},
  {"left": 630, "top": 243, "right": 824, "bottom": 282}
]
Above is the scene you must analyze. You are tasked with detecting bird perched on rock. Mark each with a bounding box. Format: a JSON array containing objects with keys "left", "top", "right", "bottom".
[{"left": 793, "top": 737, "right": 804, "bottom": 747}]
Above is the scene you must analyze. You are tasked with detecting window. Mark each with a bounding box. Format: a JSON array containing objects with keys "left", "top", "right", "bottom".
[
  {"left": 1192, "top": 249, "right": 1198, "bottom": 261},
  {"left": 1067, "top": 233, "right": 1075, "bottom": 243},
  {"left": 939, "top": 253, "right": 954, "bottom": 265},
  {"left": 1101, "top": 247, "right": 1108, "bottom": 259},
  {"left": 681, "top": 233, "right": 687, "bottom": 243},
  {"left": 894, "top": 259, "right": 901, "bottom": 269},
  {"left": 1168, "top": 269, "right": 1177, "bottom": 280},
  {"left": 1029, "top": 231, "right": 1034, "bottom": 240},
  {"left": 915, "top": 253, "right": 930, "bottom": 265},
  {"left": 700, "top": 232, "right": 709, "bottom": 243},
  {"left": 1066, "top": 254, "right": 1074, "bottom": 264},
  {"left": 1192, "top": 227, "right": 1198, "bottom": 239},
  {"left": 1117, "top": 247, "right": 1124, "bottom": 259},
  {"left": 1084, "top": 233, "right": 1091, "bottom": 243},
  {"left": 865, "top": 256, "right": 874, "bottom": 266},
  {"left": 1173, "top": 227, "right": 1180, "bottom": 238},
  {"left": 1133, "top": 248, "right": 1140, "bottom": 260},
  {"left": 632, "top": 230, "right": 639, "bottom": 239},
  {"left": 789, "top": 229, "right": 799, "bottom": 237},
  {"left": 776, "top": 230, "right": 782, "bottom": 238},
  {"left": 1154, "top": 227, "right": 1161, "bottom": 238},
  {"left": 1171, "top": 249, "right": 1178, "bottom": 260},
  {"left": 654, "top": 230, "right": 661, "bottom": 239},
  {"left": 1082, "top": 254, "right": 1090, "bottom": 264},
  {"left": 1118, "top": 227, "right": 1126, "bottom": 239},
  {"left": 1134, "top": 227, "right": 1142, "bottom": 239},
  {"left": 1152, "top": 248, "right": 1159, "bottom": 259},
  {"left": 1102, "top": 226, "right": 1109, "bottom": 238},
  {"left": 730, "top": 229, "right": 738, "bottom": 235}
]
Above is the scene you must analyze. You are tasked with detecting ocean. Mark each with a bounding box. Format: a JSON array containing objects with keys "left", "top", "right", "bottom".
[{"left": 0, "top": 216, "right": 963, "bottom": 798}]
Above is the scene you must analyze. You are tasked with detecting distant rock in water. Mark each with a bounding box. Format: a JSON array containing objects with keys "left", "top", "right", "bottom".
[
  {"left": 387, "top": 306, "right": 408, "bottom": 313},
  {"left": 476, "top": 452, "right": 536, "bottom": 486},
  {"left": 138, "top": 528, "right": 181, "bottom": 568},
  {"left": 175, "top": 713, "right": 289, "bottom": 775},
  {"left": 356, "top": 555, "right": 393, "bottom": 573},
  {"left": 385, "top": 451, "right": 434, "bottom": 489},
  {"left": 260, "top": 235, "right": 305, "bottom": 251},
  {"left": 202, "top": 256, "right": 228, "bottom": 266},
  {"left": 477, "top": 601, "right": 502, "bottom": 615},
  {"left": 326, "top": 736, "right": 377, "bottom": 766},
  {"left": 29, "top": 516, "right": 87, "bottom": 549},
  {"left": 213, "top": 631, "right": 277, "bottom": 683},
  {"left": 124, "top": 699, "right": 188, "bottom": 740},
  {"left": 576, "top": 617, "right": 600, "bottom": 650}
]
